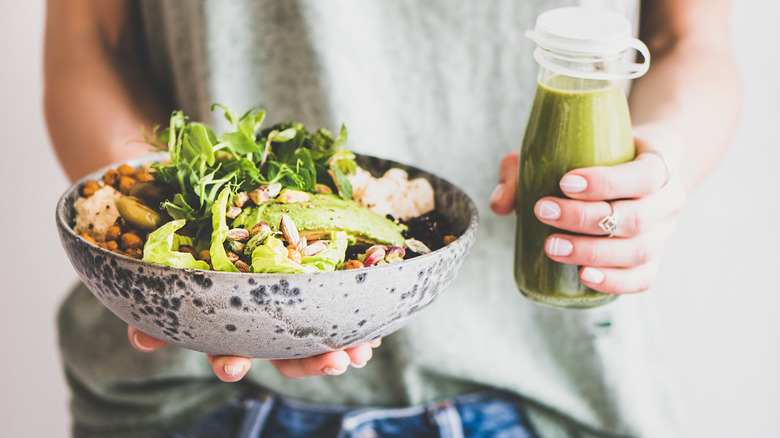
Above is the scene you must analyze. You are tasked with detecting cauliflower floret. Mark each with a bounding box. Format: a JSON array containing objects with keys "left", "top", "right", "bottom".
[{"left": 73, "top": 185, "right": 123, "bottom": 241}]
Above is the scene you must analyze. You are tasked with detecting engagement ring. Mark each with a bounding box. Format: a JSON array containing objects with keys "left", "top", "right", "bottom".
[{"left": 598, "top": 202, "right": 618, "bottom": 237}]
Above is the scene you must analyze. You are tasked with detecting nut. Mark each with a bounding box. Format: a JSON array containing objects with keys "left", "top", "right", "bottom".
[
  {"left": 301, "top": 240, "right": 328, "bottom": 256},
  {"left": 363, "top": 246, "right": 387, "bottom": 267},
  {"left": 277, "top": 189, "right": 310, "bottom": 204},
  {"left": 226, "top": 206, "right": 243, "bottom": 219},
  {"left": 280, "top": 214, "right": 299, "bottom": 245},
  {"left": 404, "top": 238, "right": 431, "bottom": 255},
  {"left": 385, "top": 245, "right": 406, "bottom": 263},
  {"left": 225, "top": 228, "right": 250, "bottom": 242},
  {"left": 234, "top": 260, "right": 250, "bottom": 273},
  {"left": 232, "top": 192, "right": 250, "bottom": 208},
  {"left": 248, "top": 188, "right": 270, "bottom": 204}
]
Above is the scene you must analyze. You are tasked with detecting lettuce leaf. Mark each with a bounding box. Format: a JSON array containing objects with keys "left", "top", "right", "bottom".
[
  {"left": 142, "top": 219, "right": 210, "bottom": 270},
  {"left": 300, "top": 231, "right": 350, "bottom": 271},
  {"left": 250, "top": 234, "right": 318, "bottom": 274},
  {"left": 209, "top": 188, "right": 240, "bottom": 272}
]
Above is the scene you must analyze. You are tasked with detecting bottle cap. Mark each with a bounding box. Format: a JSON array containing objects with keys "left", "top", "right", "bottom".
[
  {"left": 526, "top": 7, "right": 649, "bottom": 79},
  {"left": 528, "top": 7, "right": 632, "bottom": 56}
]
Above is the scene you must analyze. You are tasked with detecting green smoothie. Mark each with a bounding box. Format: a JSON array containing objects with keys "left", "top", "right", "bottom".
[{"left": 514, "top": 74, "right": 634, "bottom": 308}]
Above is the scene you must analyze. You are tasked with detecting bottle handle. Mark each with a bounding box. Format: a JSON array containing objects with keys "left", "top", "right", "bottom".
[
  {"left": 624, "top": 38, "right": 650, "bottom": 79},
  {"left": 530, "top": 36, "right": 651, "bottom": 81}
]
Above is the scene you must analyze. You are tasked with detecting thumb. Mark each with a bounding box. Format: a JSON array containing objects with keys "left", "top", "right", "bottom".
[{"left": 490, "top": 152, "right": 519, "bottom": 215}]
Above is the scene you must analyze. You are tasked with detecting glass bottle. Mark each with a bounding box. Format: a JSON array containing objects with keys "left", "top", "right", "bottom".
[{"left": 514, "top": 7, "right": 650, "bottom": 309}]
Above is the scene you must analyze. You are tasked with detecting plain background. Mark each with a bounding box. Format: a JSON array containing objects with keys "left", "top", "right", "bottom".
[{"left": 1, "top": 1, "right": 778, "bottom": 437}]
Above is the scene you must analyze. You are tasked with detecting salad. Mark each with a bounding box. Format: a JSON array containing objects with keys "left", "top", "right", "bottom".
[{"left": 72, "top": 106, "right": 455, "bottom": 273}]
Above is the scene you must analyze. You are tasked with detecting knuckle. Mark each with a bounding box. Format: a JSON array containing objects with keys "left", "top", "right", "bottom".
[{"left": 631, "top": 239, "right": 654, "bottom": 265}]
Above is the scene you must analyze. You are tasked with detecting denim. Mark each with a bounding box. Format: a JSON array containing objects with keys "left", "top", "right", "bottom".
[{"left": 170, "top": 391, "right": 537, "bottom": 438}]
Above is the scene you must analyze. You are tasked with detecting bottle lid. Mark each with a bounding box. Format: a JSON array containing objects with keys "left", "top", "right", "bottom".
[
  {"left": 528, "top": 7, "right": 633, "bottom": 56},
  {"left": 526, "top": 7, "right": 649, "bottom": 79}
]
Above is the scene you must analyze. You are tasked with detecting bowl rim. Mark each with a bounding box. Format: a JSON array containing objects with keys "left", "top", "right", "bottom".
[{"left": 56, "top": 152, "right": 479, "bottom": 279}]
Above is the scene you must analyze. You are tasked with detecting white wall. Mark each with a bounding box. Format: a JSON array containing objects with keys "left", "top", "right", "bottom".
[{"left": 0, "top": 1, "right": 776, "bottom": 437}]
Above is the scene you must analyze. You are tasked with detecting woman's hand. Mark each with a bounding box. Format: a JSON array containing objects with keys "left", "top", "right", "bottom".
[
  {"left": 127, "top": 326, "right": 381, "bottom": 382},
  {"left": 490, "top": 129, "right": 687, "bottom": 294}
]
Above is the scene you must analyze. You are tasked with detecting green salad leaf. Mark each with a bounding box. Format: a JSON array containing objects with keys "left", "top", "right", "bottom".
[
  {"left": 142, "top": 219, "right": 210, "bottom": 270},
  {"left": 141, "top": 105, "right": 368, "bottom": 273}
]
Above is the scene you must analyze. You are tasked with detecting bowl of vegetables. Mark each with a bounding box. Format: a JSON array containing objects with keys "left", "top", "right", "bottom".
[{"left": 55, "top": 106, "right": 478, "bottom": 359}]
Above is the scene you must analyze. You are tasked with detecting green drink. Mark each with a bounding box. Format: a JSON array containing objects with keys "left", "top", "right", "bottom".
[
  {"left": 514, "top": 75, "right": 633, "bottom": 308},
  {"left": 514, "top": 8, "right": 649, "bottom": 308}
]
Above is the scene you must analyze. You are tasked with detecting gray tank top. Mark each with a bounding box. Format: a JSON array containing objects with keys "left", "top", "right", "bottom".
[{"left": 58, "top": 1, "right": 685, "bottom": 437}]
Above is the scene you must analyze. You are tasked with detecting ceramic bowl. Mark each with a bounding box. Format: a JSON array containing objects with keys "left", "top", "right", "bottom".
[{"left": 56, "top": 154, "right": 478, "bottom": 359}]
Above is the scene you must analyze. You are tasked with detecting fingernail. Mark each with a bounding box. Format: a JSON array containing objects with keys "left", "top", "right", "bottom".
[
  {"left": 224, "top": 364, "right": 244, "bottom": 377},
  {"left": 323, "top": 367, "right": 346, "bottom": 376},
  {"left": 351, "top": 361, "right": 366, "bottom": 369},
  {"left": 546, "top": 237, "right": 573, "bottom": 257},
  {"left": 560, "top": 175, "right": 587, "bottom": 193},
  {"left": 133, "top": 333, "right": 155, "bottom": 352},
  {"left": 581, "top": 267, "right": 605, "bottom": 284},
  {"left": 537, "top": 200, "right": 561, "bottom": 220},
  {"left": 489, "top": 183, "right": 505, "bottom": 205}
]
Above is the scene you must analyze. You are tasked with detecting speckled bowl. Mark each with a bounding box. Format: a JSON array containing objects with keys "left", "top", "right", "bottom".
[{"left": 56, "top": 153, "right": 478, "bottom": 359}]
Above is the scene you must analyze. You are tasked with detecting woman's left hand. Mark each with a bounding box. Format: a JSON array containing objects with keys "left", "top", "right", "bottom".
[{"left": 490, "top": 130, "right": 687, "bottom": 294}]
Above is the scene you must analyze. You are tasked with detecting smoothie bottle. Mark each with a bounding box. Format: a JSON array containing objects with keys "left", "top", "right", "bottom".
[{"left": 514, "top": 8, "right": 650, "bottom": 309}]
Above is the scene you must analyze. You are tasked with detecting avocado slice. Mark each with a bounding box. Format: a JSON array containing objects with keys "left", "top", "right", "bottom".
[{"left": 233, "top": 194, "right": 405, "bottom": 246}]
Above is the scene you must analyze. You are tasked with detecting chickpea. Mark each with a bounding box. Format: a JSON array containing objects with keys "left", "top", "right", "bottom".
[
  {"left": 342, "top": 259, "right": 364, "bottom": 270},
  {"left": 102, "top": 169, "right": 119, "bottom": 187},
  {"left": 286, "top": 245, "right": 302, "bottom": 264},
  {"left": 124, "top": 248, "right": 143, "bottom": 259},
  {"left": 120, "top": 232, "right": 144, "bottom": 250},
  {"left": 105, "top": 225, "right": 122, "bottom": 242},
  {"left": 105, "top": 240, "right": 119, "bottom": 251},
  {"left": 198, "top": 250, "right": 211, "bottom": 262},
  {"left": 117, "top": 163, "right": 136, "bottom": 176},
  {"left": 79, "top": 233, "right": 96, "bottom": 245},
  {"left": 443, "top": 235, "right": 458, "bottom": 245},
  {"left": 118, "top": 176, "right": 137, "bottom": 195},
  {"left": 133, "top": 171, "right": 155, "bottom": 182},
  {"left": 82, "top": 180, "right": 100, "bottom": 197}
]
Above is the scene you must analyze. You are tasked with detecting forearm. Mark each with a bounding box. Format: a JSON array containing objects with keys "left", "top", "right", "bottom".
[
  {"left": 629, "top": 2, "right": 742, "bottom": 192},
  {"left": 43, "top": 0, "right": 168, "bottom": 183}
]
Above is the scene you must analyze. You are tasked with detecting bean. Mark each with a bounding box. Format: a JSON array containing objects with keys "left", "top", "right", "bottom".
[
  {"left": 120, "top": 232, "right": 144, "bottom": 250},
  {"left": 116, "top": 196, "right": 164, "bottom": 231}
]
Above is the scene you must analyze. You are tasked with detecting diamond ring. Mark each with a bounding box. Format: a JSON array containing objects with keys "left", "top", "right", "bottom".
[{"left": 598, "top": 202, "right": 618, "bottom": 237}]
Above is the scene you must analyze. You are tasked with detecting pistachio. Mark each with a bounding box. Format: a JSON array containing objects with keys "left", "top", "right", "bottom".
[
  {"left": 234, "top": 260, "right": 250, "bottom": 273},
  {"left": 244, "top": 226, "right": 271, "bottom": 256},
  {"left": 228, "top": 239, "right": 245, "bottom": 254},
  {"left": 277, "top": 189, "right": 310, "bottom": 204},
  {"left": 295, "top": 236, "right": 308, "bottom": 253},
  {"left": 232, "top": 191, "right": 250, "bottom": 208},
  {"left": 364, "top": 246, "right": 387, "bottom": 267},
  {"left": 227, "top": 251, "right": 240, "bottom": 263},
  {"left": 280, "top": 214, "right": 300, "bottom": 245},
  {"left": 314, "top": 184, "right": 333, "bottom": 194},
  {"left": 250, "top": 221, "right": 271, "bottom": 237},
  {"left": 265, "top": 183, "right": 282, "bottom": 198},
  {"left": 404, "top": 238, "right": 431, "bottom": 255},
  {"left": 248, "top": 188, "right": 270, "bottom": 204},
  {"left": 226, "top": 206, "right": 243, "bottom": 219},
  {"left": 116, "top": 196, "right": 164, "bottom": 231},
  {"left": 385, "top": 245, "right": 406, "bottom": 263},
  {"left": 301, "top": 240, "right": 328, "bottom": 256},
  {"left": 225, "top": 228, "right": 250, "bottom": 242}
]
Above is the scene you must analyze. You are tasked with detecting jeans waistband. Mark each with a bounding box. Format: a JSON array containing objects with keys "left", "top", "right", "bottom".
[{"left": 235, "top": 389, "right": 536, "bottom": 438}]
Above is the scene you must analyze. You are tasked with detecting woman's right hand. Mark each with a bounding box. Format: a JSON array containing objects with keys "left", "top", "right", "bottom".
[{"left": 128, "top": 326, "right": 381, "bottom": 382}]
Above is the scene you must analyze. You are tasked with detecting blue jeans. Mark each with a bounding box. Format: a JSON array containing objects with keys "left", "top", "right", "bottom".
[{"left": 170, "top": 390, "right": 538, "bottom": 438}]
